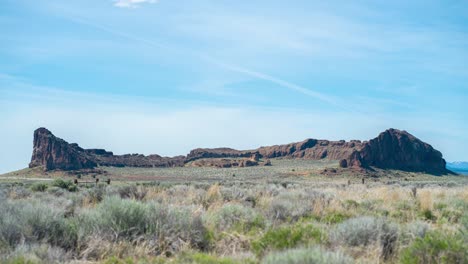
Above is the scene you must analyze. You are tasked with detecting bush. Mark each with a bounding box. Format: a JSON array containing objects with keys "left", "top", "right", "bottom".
[
  {"left": 400, "top": 221, "right": 429, "bottom": 245},
  {"left": 117, "top": 185, "right": 147, "bottom": 200},
  {"left": 30, "top": 183, "right": 48, "bottom": 192},
  {"left": 79, "top": 196, "right": 210, "bottom": 254},
  {"left": 206, "top": 204, "right": 264, "bottom": 232},
  {"left": 322, "top": 212, "right": 351, "bottom": 224},
  {"left": 400, "top": 231, "right": 467, "bottom": 264},
  {"left": 176, "top": 252, "right": 247, "bottom": 264},
  {"left": 2, "top": 243, "right": 71, "bottom": 264},
  {"left": 421, "top": 209, "right": 436, "bottom": 221},
  {"left": 252, "top": 223, "right": 323, "bottom": 256},
  {"left": 331, "top": 216, "right": 398, "bottom": 260},
  {"left": 261, "top": 247, "right": 353, "bottom": 264},
  {"left": 266, "top": 190, "right": 332, "bottom": 222},
  {"left": 0, "top": 200, "right": 77, "bottom": 250},
  {"left": 51, "top": 179, "right": 77, "bottom": 192},
  {"left": 84, "top": 185, "right": 107, "bottom": 204}
]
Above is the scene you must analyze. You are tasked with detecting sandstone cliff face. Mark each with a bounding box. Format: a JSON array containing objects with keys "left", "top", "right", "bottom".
[
  {"left": 29, "top": 128, "right": 184, "bottom": 171},
  {"left": 354, "top": 129, "right": 447, "bottom": 173},
  {"left": 186, "top": 148, "right": 255, "bottom": 162},
  {"left": 29, "top": 128, "right": 97, "bottom": 171},
  {"left": 29, "top": 127, "right": 450, "bottom": 174}
]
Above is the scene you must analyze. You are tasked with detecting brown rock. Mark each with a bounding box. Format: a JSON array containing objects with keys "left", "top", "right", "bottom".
[
  {"left": 189, "top": 158, "right": 258, "bottom": 168},
  {"left": 29, "top": 128, "right": 185, "bottom": 171},
  {"left": 186, "top": 148, "right": 253, "bottom": 161},
  {"left": 29, "top": 128, "right": 97, "bottom": 171},
  {"left": 28, "top": 127, "right": 451, "bottom": 174},
  {"left": 356, "top": 129, "right": 448, "bottom": 174},
  {"left": 339, "top": 159, "right": 348, "bottom": 168},
  {"left": 251, "top": 152, "right": 261, "bottom": 162}
]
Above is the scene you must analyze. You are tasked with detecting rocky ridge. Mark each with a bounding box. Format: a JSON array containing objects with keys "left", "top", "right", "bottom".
[{"left": 29, "top": 127, "right": 451, "bottom": 174}]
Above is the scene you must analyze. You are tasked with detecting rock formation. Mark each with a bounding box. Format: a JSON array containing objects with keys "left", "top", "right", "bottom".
[
  {"left": 186, "top": 148, "right": 255, "bottom": 162},
  {"left": 29, "top": 127, "right": 450, "bottom": 174},
  {"left": 29, "top": 128, "right": 184, "bottom": 171},
  {"left": 29, "top": 128, "right": 97, "bottom": 171},
  {"left": 354, "top": 129, "right": 448, "bottom": 173},
  {"left": 189, "top": 158, "right": 259, "bottom": 168}
]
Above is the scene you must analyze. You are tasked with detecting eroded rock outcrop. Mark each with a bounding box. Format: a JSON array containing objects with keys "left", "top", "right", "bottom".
[
  {"left": 29, "top": 128, "right": 184, "bottom": 171},
  {"left": 186, "top": 148, "right": 255, "bottom": 162},
  {"left": 29, "top": 128, "right": 97, "bottom": 171},
  {"left": 29, "top": 127, "right": 450, "bottom": 174},
  {"left": 189, "top": 158, "right": 259, "bottom": 168},
  {"left": 354, "top": 129, "right": 448, "bottom": 173}
]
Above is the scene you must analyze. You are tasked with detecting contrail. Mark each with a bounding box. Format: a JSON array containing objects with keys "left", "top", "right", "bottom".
[
  {"left": 66, "top": 15, "right": 341, "bottom": 107},
  {"left": 203, "top": 57, "right": 339, "bottom": 106}
]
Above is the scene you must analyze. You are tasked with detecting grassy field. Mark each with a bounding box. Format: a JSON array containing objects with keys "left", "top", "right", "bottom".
[{"left": 0, "top": 159, "right": 467, "bottom": 263}]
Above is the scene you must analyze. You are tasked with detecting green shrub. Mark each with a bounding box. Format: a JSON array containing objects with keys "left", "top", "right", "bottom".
[
  {"left": 2, "top": 243, "right": 70, "bottom": 264},
  {"left": 266, "top": 190, "right": 331, "bottom": 222},
  {"left": 80, "top": 196, "right": 153, "bottom": 238},
  {"left": 344, "top": 199, "right": 359, "bottom": 210},
  {"left": 176, "top": 252, "right": 247, "bottom": 264},
  {"left": 84, "top": 185, "right": 107, "bottom": 204},
  {"left": 400, "top": 231, "right": 467, "bottom": 264},
  {"left": 461, "top": 211, "right": 468, "bottom": 232},
  {"left": 79, "top": 196, "right": 210, "bottom": 253},
  {"left": 206, "top": 204, "right": 264, "bottom": 232},
  {"left": 400, "top": 221, "right": 429, "bottom": 245},
  {"left": 439, "top": 208, "right": 463, "bottom": 223},
  {"left": 322, "top": 212, "right": 351, "bottom": 224},
  {"left": 0, "top": 200, "right": 78, "bottom": 250},
  {"left": 30, "top": 183, "right": 48, "bottom": 192},
  {"left": 117, "top": 185, "right": 147, "bottom": 200},
  {"left": 51, "top": 179, "right": 77, "bottom": 192},
  {"left": 261, "top": 247, "right": 353, "bottom": 264},
  {"left": 252, "top": 223, "right": 323, "bottom": 256},
  {"left": 421, "top": 209, "right": 436, "bottom": 221},
  {"left": 331, "top": 216, "right": 398, "bottom": 260}
]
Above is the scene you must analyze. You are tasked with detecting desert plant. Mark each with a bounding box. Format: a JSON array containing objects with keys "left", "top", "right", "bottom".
[
  {"left": 400, "top": 231, "right": 467, "bottom": 264},
  {"left": 79, "top": 196, "right": 210, "bottom": 255},
  {"left": 0, "top": 200, "right": 78, "bottom": 250},
  {"left": 30, "top": 183, "right": 48, "bottom": 192},
  {"left": 175, "top": 252, "right": 247, "bottom": 264},
  {"left": 266, "top": 190, "right": 331, "bottom": 222},
  {"left": 261, "top": 247, "right": 353, "bottom": 264},
  {"left": 205, "top": 203, "right": 264, "bottom": 232},
  {"left": 322, "top": 212, "right": 352, "bottom": 224},
  {"left": 331, "top": 216, "right": 398, "bottom": 260},
  {"left": 117, "top": 185, "right": 147, "bottom": 200},
  {"left": 2, "top": 243, "right": 71, "bottom": 264},
  {"left": 252, "top": 223, "right": 323, "bottom": 256},
  {"left": 51, "top": 179, "right": 77, "bottom": 192},
  {"left": 84, "top": 185, "right": 107, "bottom": 204},
  {"left": 400, "top": 221, "right": 430, "bottom": 245}
]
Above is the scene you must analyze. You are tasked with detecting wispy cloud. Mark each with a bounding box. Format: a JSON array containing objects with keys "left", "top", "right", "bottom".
[
  {"left": 62, "top": 15, "right": 344, "bottom": 108},
  {"left": 203, "top": 57, "right": 343, "bottom": 108},
  {"left": 113, "top": 0, "right": 158, "bottom": 8}
]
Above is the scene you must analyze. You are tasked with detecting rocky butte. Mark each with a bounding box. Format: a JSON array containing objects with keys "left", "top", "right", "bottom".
[{"left": 29, "top": 127, "right": 451, "bottom": 174}]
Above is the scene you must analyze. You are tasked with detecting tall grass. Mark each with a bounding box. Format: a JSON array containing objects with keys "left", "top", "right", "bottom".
[
  {"left": 0, "top": 176, "right": 466, "bottom": 263},
  {"left": 79, "top": 196, "right": 210, "bottom": 256},
  {"left": 261, "top": 247, "right": 353, "bottom": 264}
]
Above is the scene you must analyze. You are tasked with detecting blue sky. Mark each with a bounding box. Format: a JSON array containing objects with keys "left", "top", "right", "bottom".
[{"left": 1, "top": 0, "right": 467, "bottom": 173}]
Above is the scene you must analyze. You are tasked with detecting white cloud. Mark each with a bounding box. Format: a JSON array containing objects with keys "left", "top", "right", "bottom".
[{"left": 113, "top": 0, "right": 158, "bottom": 8}]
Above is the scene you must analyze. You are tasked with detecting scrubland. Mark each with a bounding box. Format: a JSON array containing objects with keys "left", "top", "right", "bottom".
[{"left": 0, "top": 160, "right": 467, "bottom": 264}]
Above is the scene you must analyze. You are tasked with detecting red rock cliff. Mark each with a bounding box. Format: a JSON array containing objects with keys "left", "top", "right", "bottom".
[{"left": 28, "top": 127, "right": 450, "bottom": 174}]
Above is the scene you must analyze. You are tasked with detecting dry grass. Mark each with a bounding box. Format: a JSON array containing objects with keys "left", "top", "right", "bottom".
[{"left": 0, "top": 159, "right": 467, "bottom": 263}]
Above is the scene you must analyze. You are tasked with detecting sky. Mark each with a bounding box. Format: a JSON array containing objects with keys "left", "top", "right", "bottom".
[{"left": 1, "top": 0, "right": 467, "bottom": 173}]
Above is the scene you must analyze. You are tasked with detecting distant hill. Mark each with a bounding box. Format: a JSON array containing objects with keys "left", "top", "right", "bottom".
[{"left": 447, "top": 162, "right": 468, "bottom": 175}]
